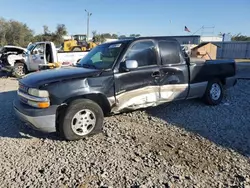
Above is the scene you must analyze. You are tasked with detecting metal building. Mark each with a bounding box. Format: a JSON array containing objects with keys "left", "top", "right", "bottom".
[
  {"left": 169, "top": 35, "right": 201, "bottom": 45},
  {"left": 213, "top": 41, "right": 250, "bottom": 59}
]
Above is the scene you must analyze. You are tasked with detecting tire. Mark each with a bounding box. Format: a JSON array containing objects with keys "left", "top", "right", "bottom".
[
  {"left": 59, "top": 99, "right": 104, "bottom": 141},
  {"left": 72, "top": 46, "right": 82, "bottom": 52},
  {"left": 13, "top": 62, "right": 27, "bottom": 78},
  {"left": 203, "top": 79, "right": 224, "bottom": 105}
]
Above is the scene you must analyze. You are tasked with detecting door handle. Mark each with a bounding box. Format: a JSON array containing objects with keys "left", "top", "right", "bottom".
[
  {"left": 151, "top": 71, "right": 160, "bottom": 78},
  {"left": 40, "top": 56, "right": 44, "bottom": 59}
]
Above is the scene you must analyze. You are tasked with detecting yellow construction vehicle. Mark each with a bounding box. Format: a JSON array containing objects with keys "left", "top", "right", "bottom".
[{"left": 62, "top": 34, "right": 97, "bottom": 52}]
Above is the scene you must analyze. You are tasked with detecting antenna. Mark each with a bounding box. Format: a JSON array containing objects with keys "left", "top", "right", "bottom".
[
  {"left": 192, "top": 25, "right": 204, "bottom": 35},
  {"left": 201, "top": 26, "right": 215, "bottom": 36}
]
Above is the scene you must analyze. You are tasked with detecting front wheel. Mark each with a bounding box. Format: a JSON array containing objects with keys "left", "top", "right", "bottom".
[
  {"left": 13, "top": 62, "right": 27, "bottom": 78},
  {"left": 203, "top": 79, "right": 224, "bottom": 105},
  {"left": 59, "top": 99, "right": 104, "bottom": 141}
]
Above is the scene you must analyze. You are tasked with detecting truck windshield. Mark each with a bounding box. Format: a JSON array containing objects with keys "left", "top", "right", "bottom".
[
  {"left": 78, "top": 43, "right": 124, "bottom": 69},
  {"left": 27, "top": 44, "right": 35, "bottom": 52}
]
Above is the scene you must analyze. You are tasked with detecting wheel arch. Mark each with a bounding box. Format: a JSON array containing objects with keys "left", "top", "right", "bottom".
[
  {"left": 13, "top": 60, "right": 28, "bottom": 78},
  {"left": 219, "top": 77, "right": 226, "bottom": 86},
  {"left": 210, "top": 76, "right": 227, "bottom": 86},
  {"left": 56, "top": 93, "right": 111, "bottom": 133},
  {"left": 14, "top": 60, "right": 27, "bottom": 68},
  {"left": 65, "top": 93, "right": 111, "bottom": 114},
  {"left": 202, "top": 77, "right": 224, "bottom": 105},
  {"left": 14, "top": 59, "right": 25, "bottom": 64}
]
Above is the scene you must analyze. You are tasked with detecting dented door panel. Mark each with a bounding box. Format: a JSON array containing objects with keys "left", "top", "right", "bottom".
[
  {"left": 158, "top": 40, "right": 190, "bottom": 102},
  {"left": 159, "top": 65, "right": 189, "bottom": 101},
  {"left": 112, "top": 39, "right": 161, "bottom": 113},
  {"left": 112, "top": 65, "right": 160, "bottom": 112}
]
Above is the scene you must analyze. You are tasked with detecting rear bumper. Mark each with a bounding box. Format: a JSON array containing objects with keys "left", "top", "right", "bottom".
[
  {"left": 225, "top": 76, "right": 237, "bottom": 88},
  {"left": 13, "top": 99, "right": 58, "bottom": 133}
]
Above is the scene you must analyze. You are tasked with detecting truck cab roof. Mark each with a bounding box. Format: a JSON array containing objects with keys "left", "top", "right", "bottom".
[{"left": 99, "top": 36, "right": 180, "bottom": 47}]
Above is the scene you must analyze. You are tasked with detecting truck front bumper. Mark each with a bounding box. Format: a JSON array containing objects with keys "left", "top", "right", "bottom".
[{"left": 13, "top": 99, "right": 58, "bottom": 133}]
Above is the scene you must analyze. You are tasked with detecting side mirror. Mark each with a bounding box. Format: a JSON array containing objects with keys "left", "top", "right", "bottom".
[{"left": 125, "top": 60, "right": 138, "bottom": 70}]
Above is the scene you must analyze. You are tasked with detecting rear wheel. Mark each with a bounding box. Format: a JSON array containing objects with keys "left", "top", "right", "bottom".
[
  {"left": 72, "top": 46, "right": 82, "bottom": 51},
  {"left": 203, "top": 79, "right": 224, "bottom": 105},
  {"left": 13, "top": 62, "right": 27, "bottom": 78},
  {"left": 59, "top": 99, "right": 104, "bottom": 141}
]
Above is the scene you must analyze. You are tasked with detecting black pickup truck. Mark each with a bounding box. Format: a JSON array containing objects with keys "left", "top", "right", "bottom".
[{"left": 13, "top": 37, "right": 237, "bottom": 141}]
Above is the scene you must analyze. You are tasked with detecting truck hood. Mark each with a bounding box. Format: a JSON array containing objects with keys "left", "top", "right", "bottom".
[
  {"left": 20, "top": 67, "right": 102, "bottom": 87},
  {"left": 3, "top": 45, "right": 27, "bottom": 52}
]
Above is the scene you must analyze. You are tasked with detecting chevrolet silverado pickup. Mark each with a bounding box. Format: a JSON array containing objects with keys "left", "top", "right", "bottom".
[{"left": 13, "top": 37, "right": 237, "bottom": 141}]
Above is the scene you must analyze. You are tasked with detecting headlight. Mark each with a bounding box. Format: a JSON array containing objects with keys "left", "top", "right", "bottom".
[
  {"left": 28, "top": 88, "right": 49, "bottom": 98},
  {"left": 18, "top": 88, "right": 50, "bottom": 108}
]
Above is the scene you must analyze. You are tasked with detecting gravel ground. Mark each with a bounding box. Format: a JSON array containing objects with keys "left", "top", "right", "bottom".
[
  {"left": 236, "top": 63, "right": 250, "bottom": 79},
  {"left": 0, "top": 77, "right": 250, "bottom": 188}
]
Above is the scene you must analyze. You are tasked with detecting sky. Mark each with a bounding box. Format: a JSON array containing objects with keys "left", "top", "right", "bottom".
[{"left": 0, "top": 0, "right": 250, "bottom": 37}]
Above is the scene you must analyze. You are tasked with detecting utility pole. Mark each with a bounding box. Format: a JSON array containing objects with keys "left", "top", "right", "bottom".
[{"left": 85, "top": 9, "right": 92, "bottom": 42}]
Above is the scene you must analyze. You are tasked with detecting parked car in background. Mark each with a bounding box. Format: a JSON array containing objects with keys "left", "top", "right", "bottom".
[
  {"left": 1, "top": 41, "right": 89, "bottom": 78},
  {"left": 14, "top": 36, "right": 237, "bottom": 141}
]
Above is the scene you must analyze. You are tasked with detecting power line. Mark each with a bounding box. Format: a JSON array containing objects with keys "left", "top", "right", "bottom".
[
  {"left": 201, "top": 26, "right": 215, "bottom": 36},
  {"left": 192, "top": 25, "right": 215, "bottom": 36}
]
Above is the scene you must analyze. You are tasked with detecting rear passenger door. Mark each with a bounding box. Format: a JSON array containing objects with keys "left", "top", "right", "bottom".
[
  {"left": 113, "top": 40, "right": 161, "bottom": 112},
  {"left": 158, "top": 40, "right": 189, "bottom": 102}
]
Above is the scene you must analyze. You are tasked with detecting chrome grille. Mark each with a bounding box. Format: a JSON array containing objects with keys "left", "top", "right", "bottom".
[
  {"left": 19, "top": 82, "right": 29, "bottom": 94},
  {"left": 19, "top": 95, "right": 28, "bottom": 104}
]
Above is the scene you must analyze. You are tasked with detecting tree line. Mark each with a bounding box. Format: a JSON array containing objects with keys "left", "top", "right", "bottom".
[
  {"left": 2, "top": 17, "right": 249, "bottom": 48},
  {"left": 91, "top": 31, "right": 140, "bottom": 43},
  {"left": 231, "top": 33, "right": 250, "bottom": 41},
  {"left": 0, "top": 17, "right": 68, "bottom": 47},
  {"left": 0, "top": 17, "right": 141, "bottom": 48}
]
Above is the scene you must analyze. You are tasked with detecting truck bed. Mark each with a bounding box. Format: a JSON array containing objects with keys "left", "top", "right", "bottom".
[
  {"left": 57, "top": 51, "right": 88, "bottom": 65},
  {"left": 189, "top": 58, "right": 236, "bottom": 83}
]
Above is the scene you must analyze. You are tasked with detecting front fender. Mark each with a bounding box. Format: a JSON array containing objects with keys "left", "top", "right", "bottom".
[{"left": 41, "top": 79, "right": 112, "bottom": 114}]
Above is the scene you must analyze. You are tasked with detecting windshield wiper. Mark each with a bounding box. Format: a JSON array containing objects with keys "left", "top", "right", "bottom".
[{"left": 82, "top": 64, "right": 97, "bottom": 69}]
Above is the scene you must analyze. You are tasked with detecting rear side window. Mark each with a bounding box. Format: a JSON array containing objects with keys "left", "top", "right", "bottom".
[
  {"left": 125, "top": 41, "right": 157, "bottom": 67},
  {"left": 158, "top": 41, "right": 181, "bottom": 65}
]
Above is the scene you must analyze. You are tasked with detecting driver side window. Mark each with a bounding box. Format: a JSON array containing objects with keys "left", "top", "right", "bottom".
[
  {"left": 125, "top": 41, "right": 157, "bottom": 67},
  {"left": 32, "top": 44, "right": 44, "bottom": 55}
]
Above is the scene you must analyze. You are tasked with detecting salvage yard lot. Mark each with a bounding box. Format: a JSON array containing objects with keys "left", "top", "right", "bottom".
[{"left": 0, "top": 77, "right": 250, "bottom": 187}]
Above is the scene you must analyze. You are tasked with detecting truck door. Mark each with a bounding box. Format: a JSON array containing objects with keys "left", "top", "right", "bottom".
[
  {"left": 113, "top": 39, "right": 161, "bottom": 112},
  {"left": 158, "top": 40, "right": 189, "bottom": 102},
  {"left": 29, "top": 43, "right": 46, "bottom": 71}
]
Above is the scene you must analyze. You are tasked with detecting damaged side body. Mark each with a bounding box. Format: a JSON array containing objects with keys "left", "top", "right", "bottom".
[
  {"left": 0, "top": 45, "right": 26, "bottom": 68},
  {"left": 106, "top": 38, "right": 235, "bottom": 114}
]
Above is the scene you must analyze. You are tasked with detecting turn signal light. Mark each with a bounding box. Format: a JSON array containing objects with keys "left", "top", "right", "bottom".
[
  {"left": 27, "top": 100, "right": 50, "bottom": 108},
  {"left": 38, "top": 102, "right": 50, "bottom": 108}
]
